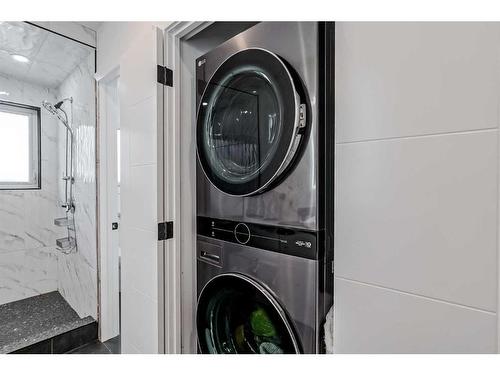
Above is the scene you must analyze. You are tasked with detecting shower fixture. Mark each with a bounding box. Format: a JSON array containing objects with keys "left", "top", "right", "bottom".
[{"left": 42, "top": 97, "right": 77, "bottom": 254}]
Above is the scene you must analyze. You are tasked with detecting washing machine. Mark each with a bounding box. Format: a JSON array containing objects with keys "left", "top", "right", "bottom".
[{"left": 195, "top": 22, "right": 335, "bottom": 354}]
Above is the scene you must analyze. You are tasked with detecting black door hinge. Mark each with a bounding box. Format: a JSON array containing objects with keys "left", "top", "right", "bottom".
[
  {"left": 157, "top": 65, "right": 173, "bottom": 87},
  {"left": 158, "top": 221, "right": 173, "bottom": 241}
]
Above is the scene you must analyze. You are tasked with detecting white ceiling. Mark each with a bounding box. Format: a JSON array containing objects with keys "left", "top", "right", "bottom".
[{"left": 0, "top": 22, "right": 93, "bottom": 88}]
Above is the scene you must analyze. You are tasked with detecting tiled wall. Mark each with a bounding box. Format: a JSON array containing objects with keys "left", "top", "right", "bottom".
[
  {"left": 334, "top": 22, "right": 499, "bottom": 353},
  {"left": 56, "top": 53, "right": 98, "bottom": 319},
  {"left": 0, "top": 74, "right": 66, "bottom": 305}
]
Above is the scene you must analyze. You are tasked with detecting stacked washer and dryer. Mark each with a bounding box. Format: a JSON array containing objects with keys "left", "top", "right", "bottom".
[{"left": 195, "top": 22, "right": 335, "bottom": 354}]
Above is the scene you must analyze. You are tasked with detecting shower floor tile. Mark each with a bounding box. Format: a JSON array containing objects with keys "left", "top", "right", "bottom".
[{"left": 0, "top": 291, "right": 95, "bottom": 353}]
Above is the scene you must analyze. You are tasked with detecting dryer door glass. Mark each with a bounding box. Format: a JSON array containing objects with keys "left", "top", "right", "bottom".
[
  {"left": 197, "top": 48, "right": 306, "bottom": 196},
  {"left": 197, "top": 274, "right": 301, "bottom": 354}
]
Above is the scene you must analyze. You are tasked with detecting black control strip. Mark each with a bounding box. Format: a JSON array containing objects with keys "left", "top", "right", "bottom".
[{"left": 197, "top": 216, "right": 320, "bottom": 260}]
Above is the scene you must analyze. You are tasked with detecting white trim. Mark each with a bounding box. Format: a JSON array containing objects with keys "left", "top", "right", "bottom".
[
  {"left": 96, "top": 67, "right": 121, "bottom": 343},
  {"left": 497, "top": 122, "right": 500, "bottom": 354},
  {"left": 156, "top": 26, "right": 166, "bottom": 355},
  {"left": 162, "top": 21, "right": 213, "bottom": 354}
]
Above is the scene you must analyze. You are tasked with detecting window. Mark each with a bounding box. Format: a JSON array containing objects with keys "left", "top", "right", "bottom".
[{"left": 0, "top": 101, "right": 41, "bottom": 189}]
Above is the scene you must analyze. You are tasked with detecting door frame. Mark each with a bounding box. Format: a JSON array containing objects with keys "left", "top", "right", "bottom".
[
  {"left": 161, "top": 21, "right": 213, "bottom": 354},
  {"left": 96, "top": 66, "right": 121, "bottom": 342}
]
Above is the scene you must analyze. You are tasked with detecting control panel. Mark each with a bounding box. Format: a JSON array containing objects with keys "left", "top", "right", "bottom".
[{"left": 197, "top": 216, "right": 319, "bottom": 260}]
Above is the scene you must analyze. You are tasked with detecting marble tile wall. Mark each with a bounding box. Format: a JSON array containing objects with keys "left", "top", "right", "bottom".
[
  {"left": 0, "top": 74, "right": 65, "bottom": 305},
  {"left": 56, "top": 52, "right": 97, "bottom": 319}
]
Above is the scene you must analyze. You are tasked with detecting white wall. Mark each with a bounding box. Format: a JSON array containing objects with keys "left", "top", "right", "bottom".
[
  {"left": 334, "top": 22, "right": 500, "bottom": 353},
  {"left": 96, "top": 22, "right": 171, "bottom": 80},
  {"left": 97, "top": 22, "right": 169, "bottom": 354}
]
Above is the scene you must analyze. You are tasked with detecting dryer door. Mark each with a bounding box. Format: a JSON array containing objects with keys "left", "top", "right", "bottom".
[
  {"left": 196, "top": 48, "right": 308, "bottom": 196},
  {"left": 196, "top": 273, "right": 301, "bottom": 354}
]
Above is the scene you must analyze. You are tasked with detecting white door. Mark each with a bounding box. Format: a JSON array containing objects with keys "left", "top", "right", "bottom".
[
  {"left": 118, "top": 26, "right": 166, "bottom": 354},
  {"left": 98, "top": 74, "right": 121, "bottom": 342}
]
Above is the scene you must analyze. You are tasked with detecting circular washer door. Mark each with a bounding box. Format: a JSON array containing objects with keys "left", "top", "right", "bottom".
[
  {"left": 196, "top": 48, "right": 307, "bottom": 196},
  {"left": 196, "top": 273, "right": 301, "bottom": 354}
]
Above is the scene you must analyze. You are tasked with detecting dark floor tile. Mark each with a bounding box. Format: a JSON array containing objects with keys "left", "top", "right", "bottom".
[
  {"left": 69, "top": 341, "right": 111, "bottom": 354},
  {"left": 52, "top": 322, "right": 98, "bottom": 354},
  {"left": 103, "top": 335, "right": 121, "bottom": 354},
  {"left": 12, "top": 339, "right": 51, "bottom": 354}
]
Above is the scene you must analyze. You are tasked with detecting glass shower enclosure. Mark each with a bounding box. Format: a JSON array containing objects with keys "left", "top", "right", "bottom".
[{"left": 0, "top": 21, "right": 97, "bottom": 353}]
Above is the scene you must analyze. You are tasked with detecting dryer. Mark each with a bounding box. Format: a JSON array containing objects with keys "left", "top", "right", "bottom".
[
  {"left": 195, "top": 22, "right": 334, "bottom": 354},
  {"left": 197, "top": 235, "right": 317, "bottom": 354}
]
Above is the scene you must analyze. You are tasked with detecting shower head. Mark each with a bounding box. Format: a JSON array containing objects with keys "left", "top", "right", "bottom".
[
  {"left": 42, "top": 99, "right": 73, "bottom": 136},
  {"left": 54, "top": 98, "right": 73, "bottom": 109},
  {"left": 43, "top": 97, "right": 72, "bottom": 111}
]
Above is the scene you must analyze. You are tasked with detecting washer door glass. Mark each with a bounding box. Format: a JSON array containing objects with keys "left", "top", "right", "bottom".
[
  {"left": 197, "top": 48, "right": 304, "bottom": 196},
  {"left": 197, "top": 274, "right": 301, "bottom": 354}
]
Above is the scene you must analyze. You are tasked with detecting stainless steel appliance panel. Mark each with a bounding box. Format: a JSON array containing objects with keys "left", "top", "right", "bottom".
[
  {"left": 197, "top": 236, "right": 319, "bottom": 353},
  {"left": 196, "top": 22, "right": 319, "bottom": 230}
]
